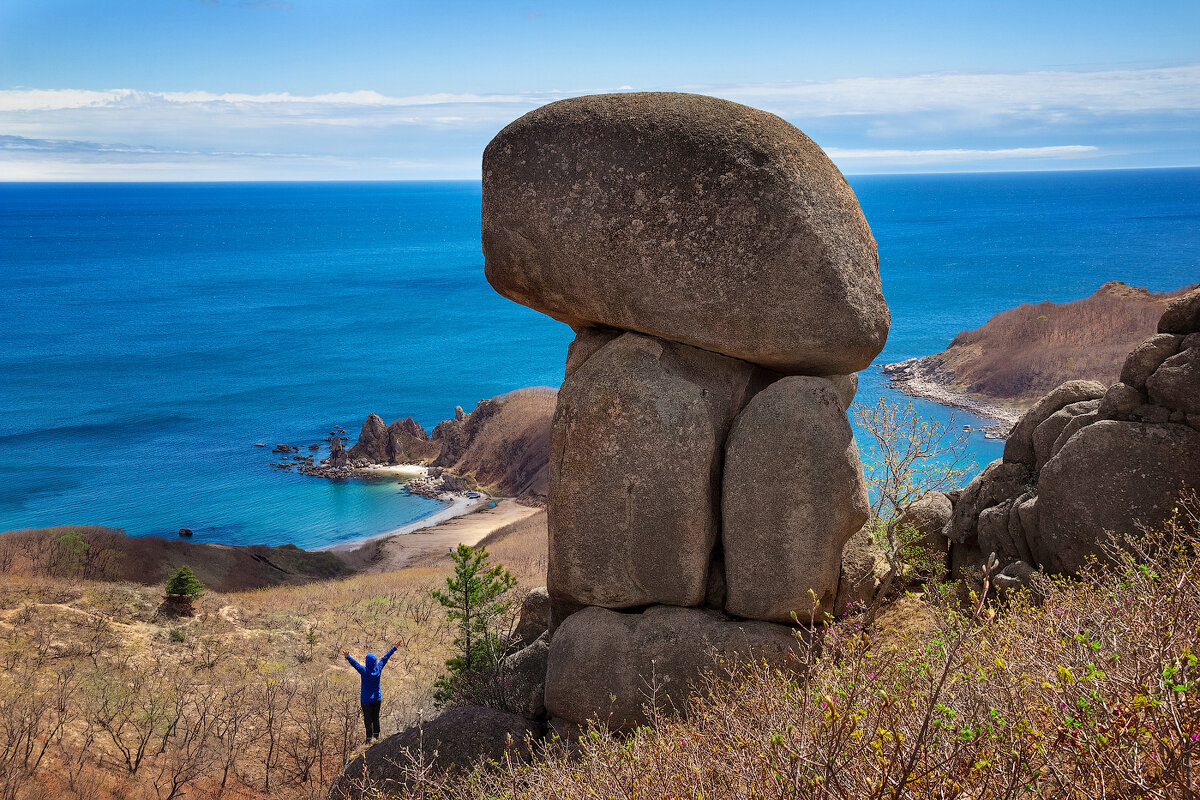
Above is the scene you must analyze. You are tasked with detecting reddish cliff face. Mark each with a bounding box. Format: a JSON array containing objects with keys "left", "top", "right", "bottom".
[{"left": 905, "top": 281, "right": 1198, "bottom": 410}]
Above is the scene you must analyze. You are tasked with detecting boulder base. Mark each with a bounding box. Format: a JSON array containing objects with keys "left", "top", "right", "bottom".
[
  {"left": 548, "top": 333, "right": 762, "bottom": 610},
  {"left": 545, "top": 605, "right": 803, "bottom": 731},
  {"left": 722, "top": 376, "right": 869, "bottom": 622}
]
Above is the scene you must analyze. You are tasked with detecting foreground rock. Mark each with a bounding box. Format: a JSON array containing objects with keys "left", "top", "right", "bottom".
[
  {"left": 1035, "top": 421, "right": 1200, "bottom": 573},
  {"left": 545, "top": 605, "right": 804, "bottom": 731},
  {"left": 548, "top": 333, "right": 763, "bottom": 610},
  {"left": 722, "top": 376, "right": 869, "bottom": 622},
  {"left": 483, "top": 92, "right": 888, "bottom": 375},
  {"left": 330, "top": 706, "right": 540, "bottom": 799}
]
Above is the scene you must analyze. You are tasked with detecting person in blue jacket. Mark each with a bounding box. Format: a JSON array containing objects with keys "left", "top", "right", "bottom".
[{"left": 343, "top": 638, "right": 403, "bottom": 742}]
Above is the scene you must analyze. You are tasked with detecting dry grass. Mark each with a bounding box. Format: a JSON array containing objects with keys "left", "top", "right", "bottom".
[
  {"left": 390, "top": 495, "right": 1200, "bottom": 800},
  {"left": 932, "top": 281, "right": 1197, "bottom": 407},
  {"left": 0, "top": 513, "right": 548, "bottom": 800}
]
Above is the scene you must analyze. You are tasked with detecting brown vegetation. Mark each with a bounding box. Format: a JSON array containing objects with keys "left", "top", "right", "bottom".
[
  {"left": 0, "top": 525, "right": 350, "bottom": 593},
  {"left": 0, "top": 512, "right": 548, "bottom": 800},
  {"left": 440, "top": 389, "right": 555, "bottom": 504},
  {"left": 382, "top": 494, "right": 1200, "bottom": 799},
  {"left": 921, "top": 281, "right": 1197, "bottom": 409}
]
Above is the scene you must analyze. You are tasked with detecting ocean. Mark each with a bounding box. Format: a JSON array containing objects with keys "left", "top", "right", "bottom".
[{"left": 2, "top": 169, "right": 1197, "bottom": 548}]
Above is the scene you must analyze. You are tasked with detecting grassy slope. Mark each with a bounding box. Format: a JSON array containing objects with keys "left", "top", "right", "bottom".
[
  {"left": 444, "top": 389, "right": 556, "bottom": 505},
  {"left": 0, "top": 512, "right": 548, "bottom": 800},
  {"left": 921, "top": 281, "right": 1197, "bottom": 410},
  {"left": 0, "top": 525, "right": 351, "bottom": 593}
]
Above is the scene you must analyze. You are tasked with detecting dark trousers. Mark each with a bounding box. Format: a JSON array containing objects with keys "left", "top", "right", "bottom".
[{"left": 361, "top": 701, "right": 381, "bottom": 740}]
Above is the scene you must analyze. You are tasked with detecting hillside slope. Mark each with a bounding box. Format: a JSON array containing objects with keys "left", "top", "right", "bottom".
[{"left": 884, "top": 281, "right": 1198, "bottom": 415}]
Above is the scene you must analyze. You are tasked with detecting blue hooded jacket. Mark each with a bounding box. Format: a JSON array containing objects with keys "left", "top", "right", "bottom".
[{"left": 346, "top": 646, "right": 396, "bottom": 703}]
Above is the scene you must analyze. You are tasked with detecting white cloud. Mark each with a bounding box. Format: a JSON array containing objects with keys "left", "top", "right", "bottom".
[
  {"left": 826, "top": 145, "right": 1100, "bottom": 163},
  {"left": 2, "top": 64, "right": 1197, "bottom": 178}
]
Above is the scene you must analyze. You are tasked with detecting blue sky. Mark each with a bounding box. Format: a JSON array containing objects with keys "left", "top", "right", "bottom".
[{"left": 2, "top": 0, "right": 1199, "bottom": 179}]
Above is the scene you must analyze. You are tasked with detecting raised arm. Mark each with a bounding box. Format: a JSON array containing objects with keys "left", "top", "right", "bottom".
[
  {"left": 377, "top": 645, "right": 398, "bottom": 670},
  {"left": 342, "top": 651, "right": 365, "bottom": 675}
]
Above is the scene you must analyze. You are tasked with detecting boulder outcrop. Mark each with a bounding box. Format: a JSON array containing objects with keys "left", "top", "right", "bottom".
[
  {"left": 544, "top": 605, "right": 803, "bottom": 732},
  {"left": 483, "top": 92, "right": 888, "bottom": 375},
  {"left": 722, "top": 376, "right": 869, "bottom": 622},
  {"left": 481, "top": 92, "right": 887, "bottom": 734},
  {"left": 1036, "top": 421, "right": 1200, "bottom": 573},
  {"left": 331, "top": 706, "right": 540, "bottom": 799},
  {"left": 943, "top": 297, "right": 1200, "bottom": 580},
  {"left": 346, "top": 413, "right": 438, "bottom": 465}
]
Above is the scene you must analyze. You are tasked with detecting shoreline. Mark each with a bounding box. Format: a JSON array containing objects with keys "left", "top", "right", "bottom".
[
  {"left": 319, "top": 490, "right": 488, "bottom": 554},
  {"left": 879, "top": 357, "right": 1023, "bottom": 436}
]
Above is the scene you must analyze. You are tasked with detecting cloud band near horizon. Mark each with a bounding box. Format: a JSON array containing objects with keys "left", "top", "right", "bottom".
[{"left": 2, "top": 63, "right": 1198, "bottom": 180}]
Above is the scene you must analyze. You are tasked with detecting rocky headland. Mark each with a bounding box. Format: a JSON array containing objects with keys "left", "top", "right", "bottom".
[
  {"left": 883, "top": 280, "right": 1199, "bottom": 432},
  {"left": 270, "top": 388, "right": 555, "bottom": 506}
]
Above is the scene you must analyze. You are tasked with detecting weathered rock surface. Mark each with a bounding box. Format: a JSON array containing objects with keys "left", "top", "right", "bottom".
[
  {"left": 1097, "top": 382, "right": 1145, "bottom": 421},
  {"left": 346, "top": 414, "right": 437, "bottom": 464},
  {"left": 483, "top": 92, "right": 888, "bottom": 375},
  {"left": 1036, "top": 420, "right": 1200, "bottom": 573},
  {"left": 545, "top": 605, "right": 803, "bottom": 731},
  {"left": 513, "top": 586, "right": 550, "bottom": 646},
  {"left": 1121, "top": 334, "right": 1183, "bottom": 389},
  {"left": 1146, "top": 346, "right": 1200, "bottom": 415},
  {"left": 499, "top": 635, "right": 550, "bottom": 720},
  {"left": 549, "top": 333, "right": 762, "bottom": 610},
  {"left": 722, "top": 376, "right": 869, "bottom": 622},
  {"left": 834, "top": 525, "right": 885, "bottom": 616},
  {"left": 944, "top": 459, "right": 1031, "bottom": 544},
  {"left": 1033, "top": 399, "right": 1100, "bottom": 472},
  {"left": 346, "top": 413, "right": 390, "bottom": 463},
  {"left": 828, "top": 373, "right": 859, "bottom": 410},
  {"left": 331, "top": 706, "right": 540, "bottom": 799},
  {"left": 432, "top": 399, "right": 501, "bottom": 468},
  {"left": 563, "top": 326, "right": 621, "bottom": 380},
  {"left": 1158, "top": 287, "right": 1200, "bottom": 334},
  {"left": 1002, "top": 381, "right": 1106, "bottom": 469},
  {"left": 896, "top": 491, "right": 953, "bottom": 552}
]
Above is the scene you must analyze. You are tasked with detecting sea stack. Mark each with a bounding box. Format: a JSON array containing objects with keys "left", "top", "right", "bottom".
[{"left": 482, "top": 92, "right": 888, "bottom": 730}]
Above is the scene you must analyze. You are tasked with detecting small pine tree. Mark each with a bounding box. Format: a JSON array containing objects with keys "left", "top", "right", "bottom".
[
  {"left": 431, "top": 544, "right": 516, "bottom": 704},
  {"left": 165, "top": 565, "right": 205, "bottom": 602}
]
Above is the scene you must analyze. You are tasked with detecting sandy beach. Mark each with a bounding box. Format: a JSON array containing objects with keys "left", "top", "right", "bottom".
[{"left": 349, "top": 500, "right": 542, "bottom": 573}]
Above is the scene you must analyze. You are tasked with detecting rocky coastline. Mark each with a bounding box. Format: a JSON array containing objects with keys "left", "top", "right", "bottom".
[{"left": 880, "top": 357, "right": 1021, "bottom": 438}]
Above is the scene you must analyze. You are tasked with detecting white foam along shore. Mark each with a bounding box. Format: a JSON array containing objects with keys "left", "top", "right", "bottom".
[
  {"left": 317, "top": 465, "right": 488, "bottom": 553},
  {"left": 880, "top": 357, "right": 1023, "bottom": 434}
]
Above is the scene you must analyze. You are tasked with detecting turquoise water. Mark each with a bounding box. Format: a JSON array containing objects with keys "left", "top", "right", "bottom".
[{"left": 1, "top": 170, "right": 1197, "bottom": 547}]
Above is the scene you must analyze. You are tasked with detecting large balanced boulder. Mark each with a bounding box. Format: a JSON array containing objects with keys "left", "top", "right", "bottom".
[
  {"left": 548, "top": 332, "right": 763, "bottom": 610},
  {"left": 722, "top": 376, "right": 869, "bottom": 622},
  {"left": 1035, "top": 420, "right": 1200, "bottom": 573},
  {"left": 545, "top": 605, "right": 803, "bottom": 731},
  {"left": 482, "top": 92, "right": 888, "bottom": 375},
  {"left": 331, "top": 706, "right": 540, "bottom": 799}
]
